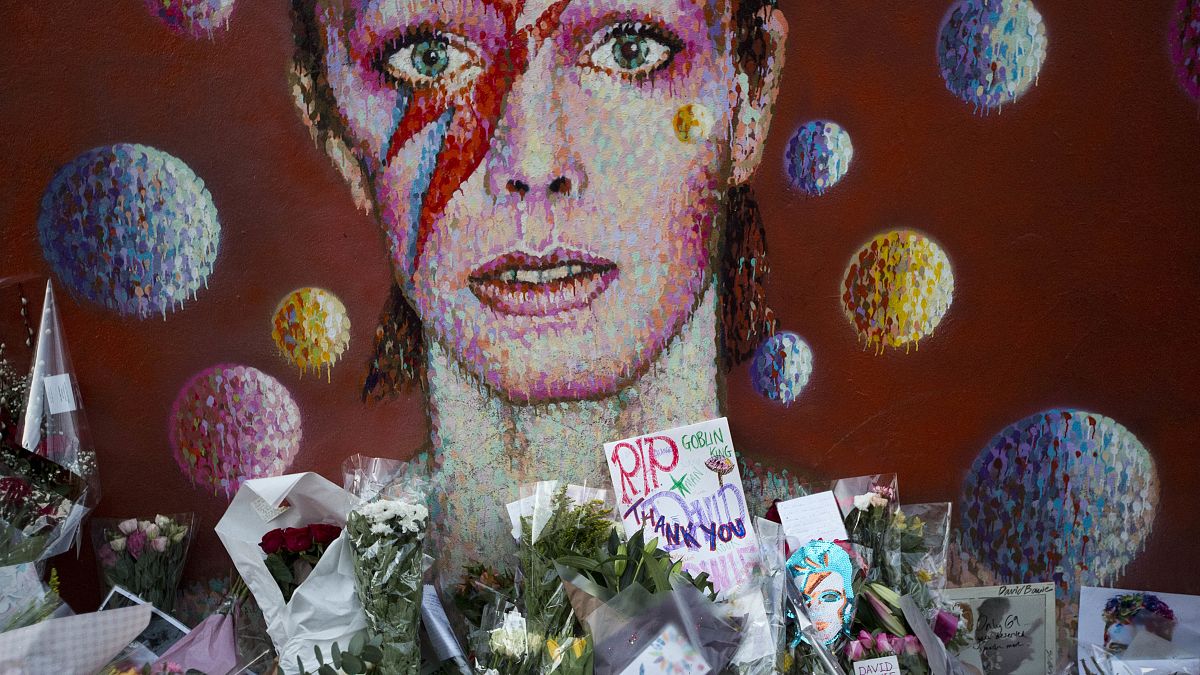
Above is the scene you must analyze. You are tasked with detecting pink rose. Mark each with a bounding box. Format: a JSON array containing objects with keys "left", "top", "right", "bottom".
[{"left": 126, "top": 529, "right": 148, "bottom": 559}]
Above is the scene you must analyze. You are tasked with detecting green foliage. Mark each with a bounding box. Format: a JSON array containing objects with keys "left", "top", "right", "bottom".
[
  {"left": 558, "top": 527, "right": 715, "bottom": 600},
  {"left": 299, "top": 632, "right": 385, "bottom": 675}
]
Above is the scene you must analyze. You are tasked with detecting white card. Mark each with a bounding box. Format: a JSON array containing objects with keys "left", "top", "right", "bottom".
[
  {"left": 604, "top": 417, "right": 760, "bottom": 592},
  {"left": 620, "top": 624, "right": 711, "bottom": 675},
  {"left": 251, "top": 496, "right": 290, "bottom": 522},
  {"left": 853, "top": 656, "right": 900, "bottom": 675},
  {"left": 43, "top": 374, "right": 77, "bottom": 415},
  {"left": 775, "top": 491, "right": 848, "bottom": 544}
]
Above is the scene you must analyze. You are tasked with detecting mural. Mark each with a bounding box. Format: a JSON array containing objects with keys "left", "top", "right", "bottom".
[{"left": 1, "top": 1, "right": 1198, "bottom": 611}]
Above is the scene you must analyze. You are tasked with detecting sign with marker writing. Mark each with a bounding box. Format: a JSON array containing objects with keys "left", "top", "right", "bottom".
[
  {"left": 853, "top": 656, "right": 900, "bottom": 675},
  {"left": 604, "top": 417, "right": 759, "bottom": 592}
]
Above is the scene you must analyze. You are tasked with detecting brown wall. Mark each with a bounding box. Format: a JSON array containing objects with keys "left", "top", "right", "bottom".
[{"left": 1, "top": 1, "right": 1198, "bottom": 610}]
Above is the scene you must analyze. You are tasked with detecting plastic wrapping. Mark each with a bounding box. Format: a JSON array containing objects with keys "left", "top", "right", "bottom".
[
  {"left": 343, "top": 454, "right": 431, "bottom": 673},
  {"left": 0, "top": 282, "right": 98, "bottom": 565},
  {"left": 511, "top": 480, "right": 614, "bottom": 674},
  {"left": 585, "top": 582, "right": 741, "bottom": 674},
  {"left": 833, "top": 473, "right": 900, "bottom": 586},
  {"left": 92, "top": 513, "right": 194, "bottom": 612}
]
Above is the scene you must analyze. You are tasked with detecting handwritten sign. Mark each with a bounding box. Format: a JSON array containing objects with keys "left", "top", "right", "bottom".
[
  {"left": 44, "top": 373, "right": 77, "bottom": 415},
  {"left": 604, "top": 417, "right": 758, "bottom": 592},
  {"left": 775, "top": 491, "right": 848, "bottom": 545},
  {"left": 853, "top": 656, "right": 900, "bottom": 675},
  {"left": 942, "top": 583, "right": 1056, "bottom": 675},
  {"left": 619, "top": 624, "right": 711, "bottom": 675}
]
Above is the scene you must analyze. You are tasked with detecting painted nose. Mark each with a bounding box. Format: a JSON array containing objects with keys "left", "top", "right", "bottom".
[{"left": 485, "top": 49, "right": 586, "bottom": 201}]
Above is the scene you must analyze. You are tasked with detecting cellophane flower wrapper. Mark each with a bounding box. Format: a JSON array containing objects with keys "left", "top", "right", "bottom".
[
  {"left": 512, "top": 480, "right": 615, "bottom": 674},
  {"left": 215, "top": 473, "right": 366, "bottom": 675},
  {"left": 1, "top": 282, "right": 98, "bottom": 566},
  {"left": 583, "top": 581, "right": 741, "bottom": 674},
  {"left": 92, "top": 513, "right": 194, "bottom": 612},
  {"left": 344, "top": 455, "right": 431, "bottom": 673},
  {"left": 833, "top": 473, "right": 901, "bottom": 586}
]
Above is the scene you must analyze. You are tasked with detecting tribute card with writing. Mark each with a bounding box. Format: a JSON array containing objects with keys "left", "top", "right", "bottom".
[
  {"left": 941, "top": 583, "right": 1056, "bottom": 675},
  {"left": 604, "top": 417, "right": 758, "bottom": 592}
]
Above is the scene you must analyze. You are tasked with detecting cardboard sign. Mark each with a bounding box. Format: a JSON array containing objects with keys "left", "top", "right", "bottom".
[
  {"left": 604, "top": 417, "right": 758, "bottom": 592},
  {"left": 853, "top": 656, "right": 900, "bottom": 675}
]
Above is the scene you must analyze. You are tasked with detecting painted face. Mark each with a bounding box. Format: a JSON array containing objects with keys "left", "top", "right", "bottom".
[
  {"left": 316, "top": 0, "right": 745, "bottom": 401},
  {"left": 807, "top": 572, "right": 848, "bottom": 644}
]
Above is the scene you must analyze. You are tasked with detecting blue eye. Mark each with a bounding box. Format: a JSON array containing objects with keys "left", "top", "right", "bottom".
[
  {"left": 584, "top": 22, "right": 681, "bottom": 78},
  {"left": 383, "top": 31, "right": 483, "bottom": 90}
]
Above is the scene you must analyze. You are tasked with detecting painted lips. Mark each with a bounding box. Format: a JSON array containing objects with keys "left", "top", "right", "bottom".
[{"left": 469, "top": 249, "right": 618, "bottom": 317}]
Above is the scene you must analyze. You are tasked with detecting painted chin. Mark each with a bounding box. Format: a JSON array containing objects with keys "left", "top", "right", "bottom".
[{"left": 468, "top": 248, "right": 618, "bottom": 318}]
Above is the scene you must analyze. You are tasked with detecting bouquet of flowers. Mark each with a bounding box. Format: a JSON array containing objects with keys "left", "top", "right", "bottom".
[
  {"left": 1, "top": 282, "right": 98, "bottom": 566},
  {"left": 259, "top": 522, "right": 342, "bottom": 603},
  {"left": 344, "top": 481, "right": 430, "bottom": 673},
  {"left": 771, "top": 475, "right": 968, "bottom": 675},
  {"left": 514, "top": 482, "right": 614, "bottom": 674},
  {"left": 93, "top": 514, "right": 194, "bottom": 612}
]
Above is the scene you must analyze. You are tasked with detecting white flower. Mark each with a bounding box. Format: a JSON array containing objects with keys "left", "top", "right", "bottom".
[
  {"left": 150, "top": 536, "right": 168, "bottom": 552},
  {"left": 489, "top": 611, "right": 529, "bottom": 658},
  {"left": 853, "top": 494, "right": 873, "bottom": 511},
  {"left": 142, "top": 523, "right": 160, "bottom": 539},
  {"left": 109, "top": 536, "right": 126, "bottom": 552},
  {"left": 117, "top": 519, "right": 138, "bottom": 535},
  {"left": 870, "top": 493, "right": 889, "bottom": 509},
  {"left": 155, "top": 514, "right": 172, "bottom": 529},
  {"left": 370, "top": 523, "right": 391, "bottom": 535}
]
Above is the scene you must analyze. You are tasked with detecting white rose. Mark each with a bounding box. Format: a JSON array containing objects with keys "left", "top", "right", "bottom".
[
  {"left": 853, "top": 494, "right": 873, "bottom": 511},
  {"left": 109, "top": 536, "right": 127, "bottom": 552},
  {"left": 870, "top": 493, "right": 889, "bottom": 509},
  {"left": 117, "top": 519, "right": 138, "bottom": 535}
]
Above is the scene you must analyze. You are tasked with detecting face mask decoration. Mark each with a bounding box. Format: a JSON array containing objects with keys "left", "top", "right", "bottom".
[{"left": 787, "top": 540, "right": 856, "bottom": 647}]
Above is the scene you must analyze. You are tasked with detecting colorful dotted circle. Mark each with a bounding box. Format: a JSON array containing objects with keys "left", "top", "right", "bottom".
[
  {"left": 751, "top": 332, "right": 814, "bottom": 405},
  {"left": 785, "top": 121, "right": 854, "bottom": 196},
  {"left": 841, "top": 230, "right": 954, "bottom": 353},
  {"left": 271, "top": 288, "right": 351, "bottom": 377},
  {"left": 170, "top": 364, "right": 302, "bottom": 499},
  {"left": 38, "top": 144, "right": 220, "bottom": 319},
  {"left": 938, "top": 0, "right": 1048, "bottom": 113}
]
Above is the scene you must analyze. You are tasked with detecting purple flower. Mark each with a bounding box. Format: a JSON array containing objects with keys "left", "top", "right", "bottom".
[
  {"left": 934, "top": 609, "right": 959, "bottom": 643},
  {"left": 858, "top": 630, "right": 876, "bottom": 652},
  {"left": 98, "top": 543, "right": 118, "bottom": 568},
  {"left": 126, "top": 529, "right": 148, "bottom": 559}
]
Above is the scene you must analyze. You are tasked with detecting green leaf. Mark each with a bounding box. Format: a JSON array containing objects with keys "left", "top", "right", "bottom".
[
  {"left": 331, "top": 642, "right": 343, "bottom": 670},
  {"left": 341, "top": 653, "right": 365, "bottom": 673},
  {"left": 557, "top": 555, "right": 603, "bottom": 572},
  {"left": 297, "top": 657, "right": 306, "bottom": 674},
  {"left": 647, "top": 556, "right": 670, "bottom": 592},
  {"left": 643, "top": 537, "right": 659, "bottom": 555},
  {"left": 317, "top": 665, "right": 337, "bottom": 675},
  {"left": 361, "top": 645, "right": 383, "bottom": 663},
  {"left": 314, "top": 645, "right": 324, "bottom": 664},
  {"left": 349, "top": 631, "right": 365, "bottom": 654}
]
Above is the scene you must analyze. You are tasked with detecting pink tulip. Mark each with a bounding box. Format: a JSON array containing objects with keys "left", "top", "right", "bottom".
[
  {"left": 875, "top": 633, "right": 895, "bottom": 654},
  {"left": 903, "top": 635, "right": 923, "bottom": 655},
  {"left": 846, "top": 639, "right": 866, "bottom": 660}
]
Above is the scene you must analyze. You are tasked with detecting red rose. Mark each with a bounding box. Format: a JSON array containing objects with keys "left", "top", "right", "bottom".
[
  {"left": 259, "top": 528, "right": 286, "bottom": 555},
  {"left": 0, "top": 477, "right": 31, "bottom": 506},
  {"left": 309, "top": 523, "right": 341, "bottom": 546},
  {"left": 283, "top": 526, "right": 313, "bottom": 553}
]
